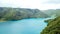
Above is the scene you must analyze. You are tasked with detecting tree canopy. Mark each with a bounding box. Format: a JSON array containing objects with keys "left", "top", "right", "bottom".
[{"left": 41, "top": 16, "right": 60, "bottom": 34}]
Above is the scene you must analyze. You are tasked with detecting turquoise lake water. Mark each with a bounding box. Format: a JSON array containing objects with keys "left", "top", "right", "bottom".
[{"left": 0, "top": 18, "right": 49, "bottom": 34}]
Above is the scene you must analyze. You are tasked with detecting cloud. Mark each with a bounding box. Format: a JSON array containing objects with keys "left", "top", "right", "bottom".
[
  {"left": 43, "top": 0, "right": 60, "bottom": 4},
  {"left": 0, "top": 0, "right": 60, "bottom": 10}
]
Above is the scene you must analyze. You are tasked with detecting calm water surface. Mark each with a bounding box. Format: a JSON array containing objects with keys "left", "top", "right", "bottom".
[{"left": 0, "top": 18, "right": 49, "bottom": 34}]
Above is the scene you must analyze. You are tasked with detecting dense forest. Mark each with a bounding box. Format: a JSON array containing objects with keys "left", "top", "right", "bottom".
[
  {"left": 41, "top": 16, "right": 60, "bottom": 34},
  {"left": 0, "top": 7, "right": 48, "bottom": 21}
]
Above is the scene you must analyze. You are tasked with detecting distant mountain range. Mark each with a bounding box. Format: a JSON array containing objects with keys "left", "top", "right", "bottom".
[
  {"left": 0, "top": 7, "right": 48, "bottom": 21},
  {"left": 42, "top": 9, "right": 60, "bottom": 17}
]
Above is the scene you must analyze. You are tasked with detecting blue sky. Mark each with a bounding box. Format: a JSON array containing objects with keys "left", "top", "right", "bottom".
[{"left": 0, "top": 0, "right": 60, "bottom": 10}]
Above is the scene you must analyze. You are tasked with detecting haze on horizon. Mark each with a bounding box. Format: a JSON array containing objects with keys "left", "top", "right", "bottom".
[{"left": 0, "top": 0, "right": 60, "bottom": 10}]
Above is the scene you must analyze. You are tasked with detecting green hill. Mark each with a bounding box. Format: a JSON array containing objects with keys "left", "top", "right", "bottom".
[
  {"left": 0, "top": 7, "right": 48, "bottom": 21},
  {"left": 41, "top": 16, "right": 60, "bottom": 34},
  {"left": 42, "top": 9, "right": 60, "bottom": 17}
]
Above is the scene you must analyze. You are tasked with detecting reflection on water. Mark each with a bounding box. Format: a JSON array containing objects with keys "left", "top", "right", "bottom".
[{"left": 0, "top": 18, "right": 48, "bottom": 34}]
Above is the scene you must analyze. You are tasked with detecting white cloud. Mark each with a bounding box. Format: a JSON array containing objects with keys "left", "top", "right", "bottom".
[
  {"left": 0, "top": 0, "right": 60, "bottom": 10},
  {"left": 44, "top": 0, "right": 60, "bottom": 4}
]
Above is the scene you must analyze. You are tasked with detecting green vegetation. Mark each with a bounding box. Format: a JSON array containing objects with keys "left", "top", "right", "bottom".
[
  {"left": 43, "top": 9, "right": 60, "bottom": 17},
  {"left": 44, "top": 19, "right": 53, "bottom": 23},
  {"left": 41, "top": 16, "right": 60, "bottom": 34},
  {"left": 0, "top": 7, "right": 48, "bottom": 21}
]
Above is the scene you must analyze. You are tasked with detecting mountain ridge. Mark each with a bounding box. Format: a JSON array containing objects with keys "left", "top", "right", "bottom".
[{"left": 0, "top": 7, "right": 48, "bottom": 21}]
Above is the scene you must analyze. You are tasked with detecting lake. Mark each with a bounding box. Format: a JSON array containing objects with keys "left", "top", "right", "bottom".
[{"left": 0, "top": 18, "right": 49, "bottom": 34}]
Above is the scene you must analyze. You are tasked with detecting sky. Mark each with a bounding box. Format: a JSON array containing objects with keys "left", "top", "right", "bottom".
[{"left": 0, "top": 0, "right": 60, "bottom": 10}]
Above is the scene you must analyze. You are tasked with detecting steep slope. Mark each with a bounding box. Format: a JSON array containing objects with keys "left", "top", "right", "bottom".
[
  {"left": 41, "top": 16, "right": 60, "bottom": 34},
  {"left": 0, "top": 7, "right": 48, "bottom": 21}
]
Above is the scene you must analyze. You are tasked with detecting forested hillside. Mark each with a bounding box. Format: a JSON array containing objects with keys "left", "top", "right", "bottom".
[
  {"left": 42, "top": 9, "right": 60, "bottom": 17},
  {"left": 41, "top": 16, "right": 60, "bottom": 34},
  {"left": 0, "top": 7, "right": 48, "bottom": 21}
]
